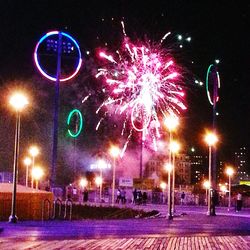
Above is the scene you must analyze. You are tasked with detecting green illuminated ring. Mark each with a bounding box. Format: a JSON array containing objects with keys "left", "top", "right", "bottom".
[
  {"left": 206, "top": 64, "right": 220, "bottom": 106},
  {"left": 67, "top": 109, "right": 83, "bottom": 138}
]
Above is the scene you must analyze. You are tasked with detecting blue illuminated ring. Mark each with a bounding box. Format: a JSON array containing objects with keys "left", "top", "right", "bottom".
[
  {"left": 34, "top": 31, "right": 82, "bottom": 82},
  {"left": 206, "top": 64, "right": 220, "bottom": 106},
  {"left": 67, "top": 109, "right": 83, "bottom": 138}
]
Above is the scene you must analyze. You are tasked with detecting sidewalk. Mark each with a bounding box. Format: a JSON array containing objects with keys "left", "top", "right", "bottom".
[{"left": 0, "top": 205, "right": 249, "bottom": 249}]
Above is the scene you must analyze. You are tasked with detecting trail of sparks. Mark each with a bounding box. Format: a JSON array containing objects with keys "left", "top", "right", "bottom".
[{"left": 96, "top": 24, "right": 186, "bottom": 154}]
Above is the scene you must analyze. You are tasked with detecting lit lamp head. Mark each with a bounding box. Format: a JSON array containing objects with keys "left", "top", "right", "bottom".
[
  {"left": 29, "top": 146, "right": 39, "bottom": 157},
  {"left": 24, "top": 157, "right": 32, "bottom": 166},
  {"left": 109, "top": 145, "right": 120, "bottom": 158},
  {"left": 164, "top": 115, "right": 179, "bottom": 132},
  {"left": 9, "top": 92, "right": 29, "bottom": 112},
  {"left": 220, "top": 185, "right": 227, "bottom": 192},
  {"left": 95, "top": 176, "right": 103, "bottom": 186},
  {"left": 170, "top": 141, "right": 181, "bottom": 154},
  {"left": 160, "top": 182, "right": 167, "bottom": 190},
  {"left": 32, "top": 166, "right": 44, "bottom": 180},
  {"left": 164, "top": 163, "right": 173, "bottom": 173},
  {"left": 226, "top": 166, "right": 234, "bottom": 177},
  {"left": 204, "top": 132, "right": 218, "bottom": 147},
  {"left": 79, "top": 178, "right": 88, "bottom": 188},
  {"left": 203, "top": 180, "right": 210, "bottom": 189}
]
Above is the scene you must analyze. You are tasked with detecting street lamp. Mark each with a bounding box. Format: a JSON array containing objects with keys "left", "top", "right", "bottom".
[
  {"left": 23, "top": 157, "right": 32, "bottom": 187},
  {"left": 203, "top": 180, "right": 210, "bottom": 205},
  {"left": 79, "top": 178, "right": 88, "bottom": 189},
  {"left": 169, "top": 140, "right": 180, "bottom": 215},
  {"left": 29, "top": 146, "right": 39, "bottom": 189},
  {"left": 204, "top": 131, "right": 218, "bottom": 215},
  {"left": 160, "top": 182, "right": 167, "bottom": 203},
  {"left": 109, "top": 145, "right": 120, "bottom": 206},
  {"left": 95, "top": 176, "right": 103, "bottom": 202},
  {"left": 32, "top": 166, "right": 44, "bottom": 189},
  {"left": 9, "top": 92, "right": 29, "bottom": 223},
  {"left": 164, "top": 163, "right": 173, "bottom": 220},
  {"left": 226, "top": 166, "right": 234, "bottom": 211}
]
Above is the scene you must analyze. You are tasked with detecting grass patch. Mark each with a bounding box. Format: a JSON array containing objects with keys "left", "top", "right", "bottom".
[{"left": 62, "top": 204, "right": 159, "bottom": 220}]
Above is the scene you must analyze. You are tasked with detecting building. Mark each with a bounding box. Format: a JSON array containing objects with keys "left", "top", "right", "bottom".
[
  {"left": 234, "top": 147, "right": 249, "bottom": 182},
  {"left": 175, "top": 154, "right": 191, "bottom": 185},
  {"left": 188, "top": 149, "right": 206, "bottom": 185}
]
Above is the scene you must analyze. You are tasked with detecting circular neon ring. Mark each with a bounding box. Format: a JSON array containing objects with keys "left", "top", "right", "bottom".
[
  {"left": 206, "top": 64, "right": 220, "bottom": 106},
  {"left": 67, "top": 109, "right": 83, "bottom": 138},
  {"left": 34, "top": 31, "right": 82, "bottom": 82}
]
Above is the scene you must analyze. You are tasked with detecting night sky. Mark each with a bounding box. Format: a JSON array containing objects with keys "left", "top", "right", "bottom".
[{"left": 0, "top": 1, "right": 249, "bottom": 176}]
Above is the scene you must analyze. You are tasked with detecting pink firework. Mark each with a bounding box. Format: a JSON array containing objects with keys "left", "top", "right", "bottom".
[{"left": 96, "top": 26, "right": 186, "bottom": 155}]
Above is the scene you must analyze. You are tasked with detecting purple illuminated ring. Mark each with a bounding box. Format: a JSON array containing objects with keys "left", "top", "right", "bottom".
[{"left": 34, "top": 31, "right": 82, "bottom": 82}]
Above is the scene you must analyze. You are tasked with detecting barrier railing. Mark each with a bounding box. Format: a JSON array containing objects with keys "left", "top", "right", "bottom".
[
  {"left": 52, "top": 198, "right": 62, "bottom": 219},
  {"left": 42, "top": 199, "right": 51, "bottom": 221},
  {"left": 64, "top": 199, "right": 73, "bottom": 220}
]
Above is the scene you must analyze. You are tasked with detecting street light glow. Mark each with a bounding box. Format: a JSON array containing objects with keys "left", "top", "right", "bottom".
[
  {"left": 32, "top": 166, "right": 44, "bottom": 180},
  {"left": 204, "top": 132, "right": 218, "bottom": 146},
  {"left": 79, "top": 178, "right": 88, "bottom": 188},
  {"left": 9, "top": 92, "right": 29, "bottom": 111},
  {"left": 164, "top": 115, "right": 179, "bottom": 132},
  {"left": 170, "top": 141, "right": 180, "bottom": 154},
  {"left": 95, "top": 176, "right": 103, "bottom": 186},
  {"left": 160, "top": 182, "right": 167, "bottom": 190},
  {"left": 164, "top": 163, "right": 173, "bottom": 172},
  {"left": 203, "top": 180, "right": 210, "bottom": 189},
  {"left": 29, "top": 146, "right": 39, "bottom": 157},
  {"left": 109, "top": 145, "right": 120, "bottom": 158},
  {"left": 24, "top": 157, "right": 32, "bottom": 166},
  {"left": 226, "top": 166, "right": 234, "bottom": 176}
]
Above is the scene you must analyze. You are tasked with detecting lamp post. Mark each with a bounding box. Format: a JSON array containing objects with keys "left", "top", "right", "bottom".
[
  {"left": 165, "top": 163, "right": 173, "bottom": 220},
  {"left": 109, "top": 145, "right": 120, "bottom": 206},
  {"left": 169, "top": 140, "right": 180, "bottom": 215},
  {"left": 203, "top": 180, "right": 210, "bottom": 205},
  {"left": 164, "top": 115, "right": 179, "bottom": 217},
  {"left": 95, "top": 176, "right": 103, "bottom": 202},
  {"left": 204, "top": 131, "right": 218, "bottom": 216},
  {"left": 226, "top": 166, "right": 234, "bottom": 211},
  {"left": 23, "top": 157, "right": 32, "bottom": 187},
  {"left": 32, "top": 166, "right": 44, "bottom": 189},
  {"left": 160, "top": 182, "right": 167, "bottom": 204},
  {"left": 9, "top": 92, "right": 28, "bottom": 223},
  {"left": 29, "top": 146, "right": 39, "bottom": 189}
]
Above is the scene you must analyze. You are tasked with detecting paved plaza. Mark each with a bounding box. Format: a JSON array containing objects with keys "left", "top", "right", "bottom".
[{"left": 0, "top": 205, "right": 250, "bottom": 249}]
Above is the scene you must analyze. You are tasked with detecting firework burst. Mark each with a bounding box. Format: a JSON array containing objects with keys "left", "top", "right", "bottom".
[{"left": 95, "top": 23, "right": 186, "bottom": 156}]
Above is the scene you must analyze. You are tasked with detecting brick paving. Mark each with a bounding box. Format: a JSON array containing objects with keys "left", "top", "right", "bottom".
[{"left": 1, "top": 235, "right": 250, "bottom": 249}]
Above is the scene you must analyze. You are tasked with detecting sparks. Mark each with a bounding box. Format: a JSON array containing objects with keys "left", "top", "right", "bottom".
[{"left": 96, "top": 26, "right": 186, "bottom": 153}]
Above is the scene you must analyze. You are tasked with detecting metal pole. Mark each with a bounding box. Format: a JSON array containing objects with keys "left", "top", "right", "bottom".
[
  {"left": 100, "top": 169, "right": 102, "bottom": 202},
  {"left": 228, "top": 175, "right": 231, "bottom": 211},
  {"left": 167, "top": 132, "right": 173, "bottom": 220},
  {"left": 9, "top": 112, "right": 20, "bottom": 223},
  {"left": 31, "top": 156, "right": 34, "bottom": 189},
  {"left": 207, "top": 146, "right": 212, "bottom": 215},
  {"left": 112, "top": 157, "right": 116, "bottom": 206},
  {"left": 172, "top": 153, "right": 175, "bottom": 215},
  {"left": 25, "top": 164, "right": 29, "bottom": 187},
  {"left": 51, "top": 32, "right": 62, "bottom": 187}
]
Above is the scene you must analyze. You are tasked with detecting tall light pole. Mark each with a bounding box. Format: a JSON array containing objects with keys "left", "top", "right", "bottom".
[
  {"left": 226, "top": 166, "right": 234, "bottom": 211},
  {"left": 165, "top": 163, "right": 173, "bottom": 220},
  {"left": 23, "top": 157, "right": 31, "bottom": 187},
  {"left": 9, "top": 92, "right": 29, "bottom": 223},
  {"left": 109, "top": 145, "right": 120, "bottom": 206},
  {"left": 32, "top": 166, "right": 44, "bottom": 189},
  {"left": 95, "top": 176, "right": 103, "bottom": 202},
  {"left": 164, "top": 115, "right": 179, "bottom": 217},
  {"left": 29, "top": 146, "right": 39, "bottom": 189},
  {"left": 204, "top": 131, "right": 218, "bottom": 216},
  {"left": 203, "top": 180, "right": 210, "bottom": 205},
  {"left": 170, "top": 140, "right": 180, "bottom": 215}
]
